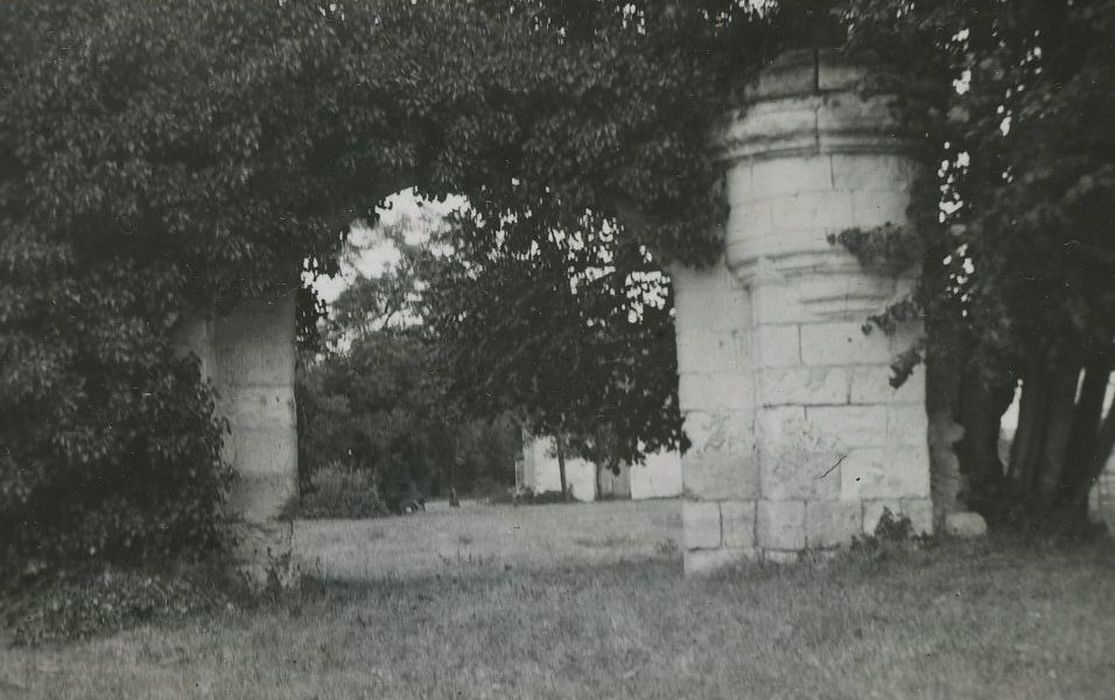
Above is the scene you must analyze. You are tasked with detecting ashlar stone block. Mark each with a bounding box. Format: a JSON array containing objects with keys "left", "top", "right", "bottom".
[
  {"left": 770, "top": 191, "right": 854, "bottom": 233},
  {"left": 749, "top": 156, "right": 835, "bottom": 199},
  {"left": 759, "top": 367, "right": 850, "bottom": 407},
  {"left": 805, "top": 500, "right": 863, "bottom": 548},
  {"left": 841, "top": 446, "right": 931, "bottom": 500},
  {"left": 671, "top": 262, "right": 750, "bottom": 334},
  {"left": 805, "top": 405, "right": 887, "bottom": 448},
  {"left": 759, "top": 448, "right": 842, "bottom": 501},
  {"left": 755, "top": 324, "right": 801, "bottom": 368},
  {"left": 682, "top": 449, "right": 761, "bottom": 501},
  {"left": 727, "top": 200, "right": 776, "bottom": 239},
  {"left": 685, "top": 410, "right": 754, "bottom": 453},
  {"left": 685, "top": 547, "right": 755, "bottom": 575},
  {"left": 800, "top": 322, "right": 894, "bottom": 367},
  {"left": 677, "top": 329, "right": 751, "bottom": 374},
  {"left": 721, "top": 500, "right": 757, "bottom": 548},
  {"left": 886, "top": 404, "right": 928, "bottom": 446},
  {"left": 816, "top": 93, "right": 896, "bottom": 140},
  {"left": 830, "top": 153, "right": 918, "bottom": 194},
  {"left": 850, "top": 365, "right": 925, "bottom": 404},
  {"left": 757, "top": 500, "right": 806, "bottom": 550},
  {"left": 679, "top": 372, "right": 754, "bottom": 411},
  {"left": 724, "top": 164, "right": 754, "bottom": 207},
  {"left": 749, "top": 283, "right": 809, "bottom": 326},
  {"left": 756, "top": 406, "right": 807, "bottom": 445},
  {"left": 683, "top": 501, "right": 722, "bottom": 550},
  {"left": 852, "top": 190, "right": 913, "bottom": 228}
]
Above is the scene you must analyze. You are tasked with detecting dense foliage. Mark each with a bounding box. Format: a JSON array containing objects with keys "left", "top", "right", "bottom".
[
  {"left": 1, "top": 0, "right": 798, "bottom": 569},
  {"left": 295, "top": 214, "right": 522, "bottom": 510},
  {"left": 297, "top": 325, "right": 520, "bottom": 509},
  {"left": 843, "top": 0, "right": 1115, "bottom": 527},
  {"left": 421, "top": 213, "right": 686, "bottom": 470},
  {"left": 2, "top": 563, "right": 236, "bottom": 645}
]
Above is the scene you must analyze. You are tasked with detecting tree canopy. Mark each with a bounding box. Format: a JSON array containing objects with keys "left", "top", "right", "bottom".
[
  {"left": 419, "top": 209, "right": 686, "bottom": 469},
  {"left": 844, "top": 0, "right": 1115, "bottom": 527}
]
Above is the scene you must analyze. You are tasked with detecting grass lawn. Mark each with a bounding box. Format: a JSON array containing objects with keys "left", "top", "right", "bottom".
[
  {"left": 2, "top": 536, "right": 1114, "bottom": 699},
  {"left": 293, "top": 500, "right": 681, "bottom": 580}
]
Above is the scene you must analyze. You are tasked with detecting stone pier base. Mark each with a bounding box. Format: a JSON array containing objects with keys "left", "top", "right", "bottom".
[{"left": 234, "top": 519, "right": 298, "bottom": 588}]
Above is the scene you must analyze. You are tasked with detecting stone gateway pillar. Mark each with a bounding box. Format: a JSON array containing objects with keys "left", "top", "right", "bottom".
[
  {"left": 173, "top": 290, "right": 299, "bottom": 585},
  {"left": 674, "top": 49, "right": 932, "bottom": 573}
]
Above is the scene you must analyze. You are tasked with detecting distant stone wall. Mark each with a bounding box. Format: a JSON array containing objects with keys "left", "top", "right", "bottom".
[
  {"left": 519, "top": 435, "right": 682, "bottom": 501},
  {"left": 521, "top": 435, "right": 599, "bottom": 500},
  {"left": 172, "top": 292, "right": 298, "bottom": 584},
  {"left": 1091, "top": 450, "right": 1115, "bottom": 531},
  {"left": 674, "top": 49, "right": 932, "bottom": 573}
]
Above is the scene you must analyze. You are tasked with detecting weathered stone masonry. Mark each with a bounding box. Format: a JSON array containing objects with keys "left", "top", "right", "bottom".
[
  {"left": 674, "top": 49, "right": 932, "bottom": 573},
  {"left": 172, "top": 291, "right": 299, "bottom": 583}
]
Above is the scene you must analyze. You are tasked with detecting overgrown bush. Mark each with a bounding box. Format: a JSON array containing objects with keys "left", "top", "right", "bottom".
[
  {"left": 1, "top": 563, "right": 237, "bottom": 646},
  {"left": 851, "top": 508, "right": 936, "bottom": 555},
  {"left": 0, "top": 354, "right": 232, "bottom": 572},
  {"left": 297, "top": 329, "right": 519, "bottom": 501},
  {"left": 286, "top": 464, "right": 388, "bottom": 520}
]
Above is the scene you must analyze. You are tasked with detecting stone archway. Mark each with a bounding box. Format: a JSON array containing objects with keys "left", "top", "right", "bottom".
[{"left": 171, "top": 48, "right": 942, "bottom": 581}]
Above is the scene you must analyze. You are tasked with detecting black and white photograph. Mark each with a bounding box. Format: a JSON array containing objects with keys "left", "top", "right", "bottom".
[{"left": 1, "top": 1, "right": 1113, "bottom": 697}]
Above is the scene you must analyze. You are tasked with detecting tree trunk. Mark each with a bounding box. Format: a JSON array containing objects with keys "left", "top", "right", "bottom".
[
  {"left": 925, "top": 317, "right": 967, "bottom": 518},
  {"left": 1008, "top": 360, "right": 1053, "bottom": 491},
  {"left": 1086, "top": 407, "right": 1115, "bottom": 489},
  {"left": 555, "top": 432, "right": 569, "bottom": 501},
  {"left": 1059, "top": 360, "right": 1112, "bottom": 512},
  {"left": 1033, "top": 361, "right": 1080, "bottom": 500},
  {"left": 954, "top": 363, "right": 1013, "bottom": 516},
  {"left": 1005, "top": 354, "right": 1114, "bottom": 532},
  {"left": 1066, "top": 399, "right": 1115, "bottom": 515}
]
